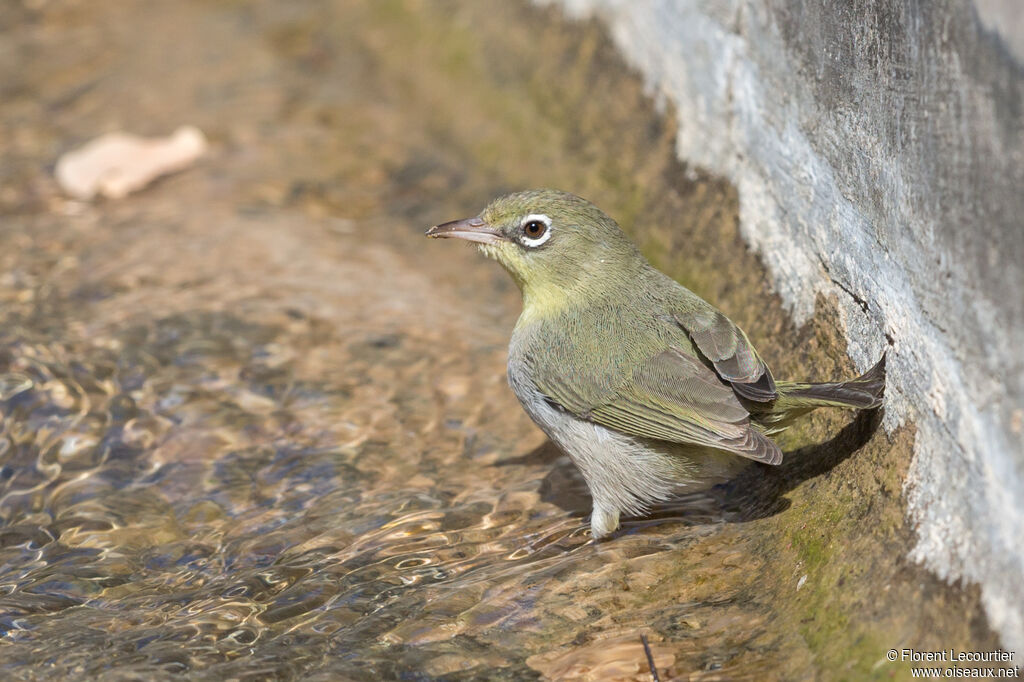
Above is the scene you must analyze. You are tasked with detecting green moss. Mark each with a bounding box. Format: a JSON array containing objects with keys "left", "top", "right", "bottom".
[{"left": 791, "top": 526, "right": 831, "bottom": 570}]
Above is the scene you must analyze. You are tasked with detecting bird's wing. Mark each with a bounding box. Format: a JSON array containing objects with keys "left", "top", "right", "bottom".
[
  {"left": 534, "top": 345, "right": 782, "bottom": 465},
  {"left": 671, "top": 302, "right": 777, "bottom": 402}
]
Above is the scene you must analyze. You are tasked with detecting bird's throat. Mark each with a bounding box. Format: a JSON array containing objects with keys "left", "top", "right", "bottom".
[{"left": 518, "top": 285, "right": 577, "bottom": 326}]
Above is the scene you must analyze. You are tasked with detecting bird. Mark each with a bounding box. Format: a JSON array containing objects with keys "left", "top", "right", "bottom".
[{"left": 426, "top": 189, "right": 885, "bottom": 539}]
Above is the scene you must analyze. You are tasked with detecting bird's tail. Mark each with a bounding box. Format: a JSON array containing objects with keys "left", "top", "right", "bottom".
[
  {"left": 777, "top": 354, "right": 886, "bottom": 409},
  {"left": 755, "top": 355, "right": 886, "bottom": 431}
]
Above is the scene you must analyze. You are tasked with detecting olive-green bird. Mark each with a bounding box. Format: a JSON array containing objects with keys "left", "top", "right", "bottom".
[{"left": 426, "top": 189, "right": 885, "bottom": 539}]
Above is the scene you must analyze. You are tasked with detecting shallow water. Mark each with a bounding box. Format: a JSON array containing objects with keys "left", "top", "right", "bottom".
[
  {"left": 0, "top": 0, "right": 988, "bottom": 679},
  {"left": 0, "top": 292, "right": 747, "bottom": 680}
]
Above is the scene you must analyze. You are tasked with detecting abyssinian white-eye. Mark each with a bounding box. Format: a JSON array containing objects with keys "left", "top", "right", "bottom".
[{"left": 426, "top": 189, "right": 884, "bottom": 539}]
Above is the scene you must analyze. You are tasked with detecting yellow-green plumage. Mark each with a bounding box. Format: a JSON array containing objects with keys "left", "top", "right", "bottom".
[{"left": 427, "top": 189, "right": 884, "bottom": 538}]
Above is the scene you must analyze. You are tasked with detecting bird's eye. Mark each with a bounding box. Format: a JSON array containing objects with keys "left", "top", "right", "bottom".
[
  {"left": 519, "top": 214, "right": 552, "bottom": 247},
  {"left": 524, "top": 221, "right": 547, "bottom": 238}
]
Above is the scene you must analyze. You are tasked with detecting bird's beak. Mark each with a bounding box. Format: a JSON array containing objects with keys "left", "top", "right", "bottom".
[{"left": 425, "top": 217, "right": 505, "bottom": 245}]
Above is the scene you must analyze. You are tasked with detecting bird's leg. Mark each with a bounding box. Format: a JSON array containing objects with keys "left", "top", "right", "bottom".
[{"left": 589, "top": 502, "right": 621, "bottom": 540}]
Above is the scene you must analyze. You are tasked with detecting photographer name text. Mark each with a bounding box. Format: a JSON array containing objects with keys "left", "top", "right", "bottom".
[{"left": 895, "top": 650, "right": 1014, "bottom": 664}]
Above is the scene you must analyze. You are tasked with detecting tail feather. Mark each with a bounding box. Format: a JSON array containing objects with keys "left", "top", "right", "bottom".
[{"left": 776, "top": 354, "right": 886, "bottom": 410}]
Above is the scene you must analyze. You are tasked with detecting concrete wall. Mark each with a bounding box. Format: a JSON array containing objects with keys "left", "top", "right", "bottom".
[{"left": 545, "top": 0, "right": 1024, "bottom": 652}]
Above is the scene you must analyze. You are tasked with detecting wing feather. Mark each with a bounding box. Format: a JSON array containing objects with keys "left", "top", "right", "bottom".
[
  {"left": 673, "top": 305, "right": 778, "bottom": 402},
  {"left": 535, "top": 346, "right": 782, "bottom": 465}
]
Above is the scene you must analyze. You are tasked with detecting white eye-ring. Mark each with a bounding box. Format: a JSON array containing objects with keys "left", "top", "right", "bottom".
[{"left": 519, "top": 213, "right": 552, "bottom": 247}]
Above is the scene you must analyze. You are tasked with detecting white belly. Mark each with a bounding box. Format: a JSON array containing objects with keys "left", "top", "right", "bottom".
[{"left": 506, "top": 354, "right": 745, "bottom": 535}]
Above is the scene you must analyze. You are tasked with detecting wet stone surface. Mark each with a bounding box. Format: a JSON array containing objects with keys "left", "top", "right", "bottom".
[{"left": 0, "top": 0, "right": 997, "bottom": 680}]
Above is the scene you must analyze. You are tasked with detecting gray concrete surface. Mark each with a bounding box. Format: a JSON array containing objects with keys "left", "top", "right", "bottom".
[{"left": 547, "top": 0, "right": 1024, "bottom": 652}]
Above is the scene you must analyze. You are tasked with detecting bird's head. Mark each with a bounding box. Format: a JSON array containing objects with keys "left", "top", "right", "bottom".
[{"left": 426, "top": 189, "right": 644, "bottom": 308}]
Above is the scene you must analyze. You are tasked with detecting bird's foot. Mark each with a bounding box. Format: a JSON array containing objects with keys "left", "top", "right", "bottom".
[{"left": 589, "top": 504, "right": 621, "bottom": 540}]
